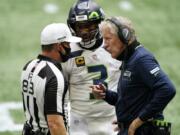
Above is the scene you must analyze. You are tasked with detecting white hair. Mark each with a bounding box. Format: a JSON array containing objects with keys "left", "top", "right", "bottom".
[{"left": 99, "top": 16, "right": 136, "bottom": 44}]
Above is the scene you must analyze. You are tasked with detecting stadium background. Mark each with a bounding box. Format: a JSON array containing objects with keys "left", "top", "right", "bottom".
[{"left": 0, "top": 0, "right": 179, "bottom": 134}]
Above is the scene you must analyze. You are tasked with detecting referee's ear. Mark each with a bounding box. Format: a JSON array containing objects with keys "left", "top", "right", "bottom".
[
  {"left": 57, "top": 43, "right": 66, "bottom": 55},
  {"left": 41, "top": 44, "right": 54, "bottom": 51}
]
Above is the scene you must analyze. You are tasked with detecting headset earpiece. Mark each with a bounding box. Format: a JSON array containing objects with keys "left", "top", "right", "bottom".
[{"left": 106, "top": 17, "right": 131, "bottom": 45}]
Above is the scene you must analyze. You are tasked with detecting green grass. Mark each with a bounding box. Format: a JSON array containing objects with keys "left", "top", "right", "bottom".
[
  {"left": 9, "top": 109, "right": 25, "bottom": 124},
  {"left": 0, "top": 0, "right": 179, "bottom": 135},
  {"left": 0, "top": 132, "right": 21, "bottom": 135}
]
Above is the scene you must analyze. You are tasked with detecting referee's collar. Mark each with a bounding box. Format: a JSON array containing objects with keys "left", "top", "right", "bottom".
[{"left": 37, "top": 54, "right": 62, "bottom": 70}]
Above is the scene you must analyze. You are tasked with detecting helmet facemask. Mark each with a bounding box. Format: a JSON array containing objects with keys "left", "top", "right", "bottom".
[{"left": 74, "top": 20, "right": 100, "bottom": 48}]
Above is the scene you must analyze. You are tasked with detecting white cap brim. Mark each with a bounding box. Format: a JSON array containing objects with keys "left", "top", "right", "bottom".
[{"left": 65, "top": 36, "right": 82, "bottom": 43}]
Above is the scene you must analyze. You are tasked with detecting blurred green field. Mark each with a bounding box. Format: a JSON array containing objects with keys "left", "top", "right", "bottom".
[{"left": 0, "top": 0, "right": 179, "bottom": 135}]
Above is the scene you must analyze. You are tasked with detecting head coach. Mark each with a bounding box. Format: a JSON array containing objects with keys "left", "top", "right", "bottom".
[{"left": 91, "top": 16, "right": 176, "bottom": 135}]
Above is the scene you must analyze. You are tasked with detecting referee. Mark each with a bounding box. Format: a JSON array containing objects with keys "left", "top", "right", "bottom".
[{"left": 21, "top": 23, "right": 81, "bottom": 135}]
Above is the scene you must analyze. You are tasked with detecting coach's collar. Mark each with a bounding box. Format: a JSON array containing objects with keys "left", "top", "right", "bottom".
[{"left": 117, "top": 40, "right": 140, "bottom": 61}]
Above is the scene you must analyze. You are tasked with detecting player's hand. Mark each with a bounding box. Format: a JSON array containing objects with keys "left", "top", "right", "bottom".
[
  {"left": 90, "top": 83, "right": 106, "bottom": 99},
  {"left": 128, "top": 117, "right": 144, "bottom": 135}
]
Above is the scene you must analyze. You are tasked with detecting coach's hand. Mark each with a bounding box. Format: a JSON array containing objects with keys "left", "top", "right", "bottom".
[
  {"left": 128, "top": 117, "right": 144, "bottom": 135},
  {"left": 90, "top": 83, "right": 106, "bottom": 99}
]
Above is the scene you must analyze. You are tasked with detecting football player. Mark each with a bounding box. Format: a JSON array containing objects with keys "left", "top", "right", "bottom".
[{"left": 62, "top": 0, "right": 121, "bottom": 135}]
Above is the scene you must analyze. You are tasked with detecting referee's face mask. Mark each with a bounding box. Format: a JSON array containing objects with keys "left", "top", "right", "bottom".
[{"left": 58, "top": 42, "right": 71, "bottom": 62}]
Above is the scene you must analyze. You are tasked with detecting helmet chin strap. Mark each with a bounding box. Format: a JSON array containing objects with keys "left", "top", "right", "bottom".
[
  {"left": 79, "top": 38, "right": 96, "bottom": 49},
  {"left": 79, "top": 30, "right": 100, "bottom": 49}
]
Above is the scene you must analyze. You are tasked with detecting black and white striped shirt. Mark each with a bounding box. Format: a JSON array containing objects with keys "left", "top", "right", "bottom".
[{"left": 21, "top": 55, "right": 68, "bottom": 131}]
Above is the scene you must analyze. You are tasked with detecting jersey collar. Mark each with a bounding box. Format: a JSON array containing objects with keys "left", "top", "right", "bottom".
[{"left": 37, "top": 55, "right": 62, "bottom": 70}]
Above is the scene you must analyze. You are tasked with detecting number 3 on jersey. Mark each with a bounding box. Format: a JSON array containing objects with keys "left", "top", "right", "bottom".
[{"left": 87, "top": 65, "right": 108, "bottom": 99}]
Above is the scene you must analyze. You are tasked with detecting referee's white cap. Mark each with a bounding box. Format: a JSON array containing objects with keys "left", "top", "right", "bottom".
[{"left": 40, "top": 23, "right": 81, "bottom": 45}]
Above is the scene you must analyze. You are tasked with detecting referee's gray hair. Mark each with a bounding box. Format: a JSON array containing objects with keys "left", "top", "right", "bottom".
[{"left": 99, "top": 16, "right": 136, "bottom": 44}]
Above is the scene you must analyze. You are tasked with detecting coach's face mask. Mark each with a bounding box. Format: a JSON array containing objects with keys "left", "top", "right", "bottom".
[{"left": 59, "top": 43, "right": 71, "bottom": 62}]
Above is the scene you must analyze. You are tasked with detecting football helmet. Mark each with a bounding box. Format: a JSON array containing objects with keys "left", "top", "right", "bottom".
[{"left": 67, "top": 0, "right": 105, "bottom": 49}]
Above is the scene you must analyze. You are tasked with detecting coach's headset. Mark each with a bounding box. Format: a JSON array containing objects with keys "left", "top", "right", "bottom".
[{"left": 106, "top": 17, "right": 132, "bottom": 46}]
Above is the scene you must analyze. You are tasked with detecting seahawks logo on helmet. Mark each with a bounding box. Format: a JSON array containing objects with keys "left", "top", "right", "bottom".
[{"left": 77, "top": 1, "right": 89, "bottom": 9}]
